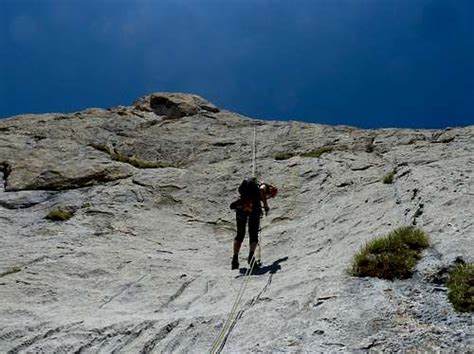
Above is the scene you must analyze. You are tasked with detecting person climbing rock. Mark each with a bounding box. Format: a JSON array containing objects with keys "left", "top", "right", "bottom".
[{"left": 229, "top": 177, "right": 278, "bottom": 270}]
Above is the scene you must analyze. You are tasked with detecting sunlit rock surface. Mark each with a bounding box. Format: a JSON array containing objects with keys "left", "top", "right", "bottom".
[{"left": 0, "top": 93, "right": 472, "bottom": 352}]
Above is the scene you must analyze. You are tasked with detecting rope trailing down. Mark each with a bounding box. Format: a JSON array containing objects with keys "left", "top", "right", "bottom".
[
  {"left": 210, "top": 253, "right": 261, "bottom": 354},
  {"left": 211, "top": 124, "right": 261, "bottom": 353},
  {"left": 211, "top": 123, "right": 302, "bottom": 353},
  {"left": 252, "top": 125, "right": 257, "bottom": 178},
  {"left": 252, "top": 125, "right": 263, "bottom": 265}
]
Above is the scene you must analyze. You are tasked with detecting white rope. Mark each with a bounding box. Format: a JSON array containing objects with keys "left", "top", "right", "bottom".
[
  {"left": 211, "top": 125, "right": 260, "bottom": 353},
  {"left": 256, "top": 219, "right": 263, "bottom": 264},
  {"left": 253, "top": 124, "right": 262, "bottom": 263},
  {"left": 211, "top": 124, "right": 279, "bottom": 353},
  {"left": 210, "top": 248, "right": 261, "bottom": 354},
  {"left": 252, "top": 125, "right": 257, "bottom": 178}
]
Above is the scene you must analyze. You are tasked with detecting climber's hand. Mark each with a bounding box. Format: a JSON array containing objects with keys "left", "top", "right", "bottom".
[{"left": 264, "top": 206, "right": 270, "bottom": 216}]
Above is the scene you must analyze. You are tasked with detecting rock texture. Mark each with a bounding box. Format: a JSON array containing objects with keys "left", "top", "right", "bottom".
[{"left": 0, "top": 93, "right": 472, "bottom": 353}]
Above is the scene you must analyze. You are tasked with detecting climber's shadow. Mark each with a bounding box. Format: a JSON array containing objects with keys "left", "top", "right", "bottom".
[{"left": 238, "top": 256, "right": 288, "bottom": 276}]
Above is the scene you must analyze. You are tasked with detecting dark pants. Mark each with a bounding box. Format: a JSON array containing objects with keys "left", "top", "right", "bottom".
[{"left": 235, "top": 210, "right": 261, "bottom": 243}]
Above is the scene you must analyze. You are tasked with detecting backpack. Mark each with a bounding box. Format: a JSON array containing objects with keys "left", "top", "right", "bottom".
[
  {"left": 238, "top": 177, "right": 260, "bottom": 201},
  {"left": 234, "top": 178, "right": 261, "bottom": 214}
]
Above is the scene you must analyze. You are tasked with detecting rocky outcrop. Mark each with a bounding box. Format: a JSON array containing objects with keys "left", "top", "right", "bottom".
[
  {"left": 0, "top": 93, "right": 472, "bottom": 352},
  {"left": 1, "top": 140, "right": 133, "bottom": 191},
  {"left": 134, "top": 92, "right": 219, "bottom": 118},
  {"left": 0, "top": 190, "right": 55, "bottom": 209}
]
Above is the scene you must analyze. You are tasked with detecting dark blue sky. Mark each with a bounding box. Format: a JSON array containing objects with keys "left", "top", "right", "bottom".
[{"left": 1, "top": 0, "right": 473, "bottom": 128}]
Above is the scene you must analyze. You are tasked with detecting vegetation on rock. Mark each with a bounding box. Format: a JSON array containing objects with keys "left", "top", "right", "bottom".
[
  {"left": 447, "top": 263, "right": 474, "bottom": 312},
  {"left": 274, "top": 146, "right": 334, "bottom": 160},
  {"left": 352, "top": 226, "right": 430, "bottom": 280},
  {"left": 0, "top": 266, "right": 21, "bottom": 278},
  {"left": 300, "top": 146, "right": 334, "bottom": 158},
  {"left": 46, "top": 208, "right": 74, "bottom": 221},
  {"left": 383, "top": 170, "right": 396, "bottom": 184},
  {"left": 91, "top": 144, "right": 175, "bottom": 169}
]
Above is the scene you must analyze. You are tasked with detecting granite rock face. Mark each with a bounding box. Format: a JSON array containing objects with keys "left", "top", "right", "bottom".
[{"left": 0, "top": 93, "right": 472, "bottom": 352}]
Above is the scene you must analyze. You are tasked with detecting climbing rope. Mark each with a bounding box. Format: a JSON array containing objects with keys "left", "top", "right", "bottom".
[
  {"left": 252, "top": 124, "right": 264, "bottom": 265},
  {"left": 252, "top": 125, "right": 257, "bottom": 178},
  {"left": 211, "top": 124, "right": 302, "bottom": 353},
  {"left": 210, "top": 125, "right": 261, "bottom": 353},
  {"left": 256, "top": 230, "right": 263, "bottom": 265},
  {"left": 210, "top": 243, "right": 261, "bottom": 354}
]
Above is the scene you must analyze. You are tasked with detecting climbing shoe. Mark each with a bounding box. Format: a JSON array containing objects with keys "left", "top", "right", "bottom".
[
  {"left": 231, "top": 255, "right": 239, "bottom": 270},
  {"left": 248, "top": 251, "right": 261, "bottom": 268}
]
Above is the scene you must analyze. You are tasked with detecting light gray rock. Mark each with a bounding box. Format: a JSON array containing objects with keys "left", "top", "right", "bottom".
[
  {"left": 0, "top": 93, "right": 472, "bottom": 353},
  {"left": 0, "top": 189, "right": 55, "bottom": 209},
  {"left": 3, "top": 142, "right": 133, "bottom": 191}
]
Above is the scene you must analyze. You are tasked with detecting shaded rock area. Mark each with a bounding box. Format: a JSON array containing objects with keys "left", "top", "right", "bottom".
[
  {"left": 134, "top": 92, "right": 219, "bottom": 118},
  {"left": 0, "top": 93, "right": 472, "bottom": 352}
]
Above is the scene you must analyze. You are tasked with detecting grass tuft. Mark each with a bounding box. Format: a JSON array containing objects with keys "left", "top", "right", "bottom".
[
  {"left": 90, "top": 143, "right": 110, "bottom": 154},
  {"left": 91, "top": 144, "right": 175, "bottom": 168},
  {"left": 300, "top": 146, "right": 334, "bottom": 158},
  {"left": 352, "top": 226, "right": 430, "bottom": 280},
  {"left": 0, "top": 266, "right": 21, "bottom": 278},
  {"left": 275, "top": 146, "right": 334, "bottom": 160},
  {"left": 46, "top": 208, "right": 74, "bottom": 221},
  {"left": 383, "top": 170, "right": 396, "bottom": 184},
  {"left": 447, "top": 263, "right": 474, "bottom": 312}
]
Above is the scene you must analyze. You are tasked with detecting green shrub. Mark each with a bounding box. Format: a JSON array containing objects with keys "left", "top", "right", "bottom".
[
  {"left": 447, "top": 263, "right": 474, "bottom": 312},
  {"left": 300, "top": 146, "right": 333, "bottom": 158},
  {"left": 383, "top": 170, "right": 395, "bottom": 184},
  {"left": 274, "top": 152, "right": 295, "bottom": 160},
  {"left": 352, "top": 226, "right": 430, "bottom": 280},
  {"left": 46, "top": 208, "right": 74, "bottom": 221},
  {"left": 0, "top": 266, "right": 21, "bottom": 278},
  {"left": 274, "top": 146, "right": 334, "bottom": 161}
]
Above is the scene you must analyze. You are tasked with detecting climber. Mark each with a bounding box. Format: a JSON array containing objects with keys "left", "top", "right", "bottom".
[{"left": 229, "top": 177, "right": 278, "bottom": 270}]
